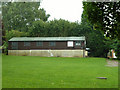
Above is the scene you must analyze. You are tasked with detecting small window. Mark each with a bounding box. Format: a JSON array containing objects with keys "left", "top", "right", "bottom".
[
  {"left": 75, "top": 41, "right": 81, "bottom": 46},
  {"left": 12, "top": 42, "right": 18, "bottom": 49},
  {"left": 49, "top": 42, "right": 55, "bottom": 46},
  {"left": 36, "top": 41, "right": 43, "bottom": 46},
  {"left": 24, "top": 42, "right": 30, "bottom": 46}
]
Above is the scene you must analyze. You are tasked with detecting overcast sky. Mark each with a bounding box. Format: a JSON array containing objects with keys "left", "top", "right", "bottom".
[{"left": 40, "top": 0, "right": 83, "bottom": 22}]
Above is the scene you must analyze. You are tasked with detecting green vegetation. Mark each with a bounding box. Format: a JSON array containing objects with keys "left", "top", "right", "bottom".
[
  {"left": 3, "top": 30, "right": 28, "bottom": 54},
  {"left": 2, "top": 2, "right": 50, "bottom": 32},
  {"left": 3, "top": 55, "right": 118, "bottom": 88},
  {"left": 83, "top": 2, "right": 120, "bottom": 39},
  {"left": 83, "top": 2, "right": 120, "bottom": 59}
]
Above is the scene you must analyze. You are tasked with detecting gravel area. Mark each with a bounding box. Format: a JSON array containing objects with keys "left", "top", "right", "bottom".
[{"left": 105, "top": 59, "right": 118, "bottom": 67}]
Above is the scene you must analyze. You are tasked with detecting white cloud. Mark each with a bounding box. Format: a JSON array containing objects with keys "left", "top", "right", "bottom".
[{"left": 40, "top": 0, "right": 83, "bottom": 22}]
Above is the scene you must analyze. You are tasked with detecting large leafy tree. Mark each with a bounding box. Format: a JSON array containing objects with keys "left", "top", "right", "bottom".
[
  {"left": 83, "top": 2, "right": 120, "bottom": 59},
  {"left": 29, "top": 20, "right": 48, "bottom": 37},
  {"left": 29, "top": 19, "right": 82, "bottom": 37},
  {"left": 83, "top": 2, "right": 120, "bottom": 39},
  {"left": 2, "top": 2, "right": 50, "bottom": 32},
  {"left": 86, "top": 30, "right": 109, "bottom": 57},
  {"left": 48, "top": 19, "right": 75, "bottom": 37},
  {"left": 81, "top": 11, "right": 109, "bottom": 57}
]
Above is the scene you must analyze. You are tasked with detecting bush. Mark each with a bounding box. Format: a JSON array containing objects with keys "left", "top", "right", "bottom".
[
  {"left": 3, "top": 30, "right": 28, "bottom": 54},
  {"left": 115, "top": 41, "right": 120, "bottom": 60}
]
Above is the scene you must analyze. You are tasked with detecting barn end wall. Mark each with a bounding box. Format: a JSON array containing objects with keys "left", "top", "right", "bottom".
[{"left": 8, "top": 50, "right": 88, "bottom": 57}]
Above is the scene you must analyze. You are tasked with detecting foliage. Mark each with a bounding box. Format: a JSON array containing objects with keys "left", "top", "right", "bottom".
[
  {"left": 3, "top": 30, "right": 28, "bottom": 54},
  {"left": 29, "top": 19, "right": 81, "bottom": 37},
  {"left": 101, "top": 38, "right": 120, "bottom": 59},
  {"left": 29, "top": 20, "right": 48, "bottom": 37},
  {"left": 83, "top": 2, "right": 120, "bottom": 39},
  {"left": 5, "top": 30, "right": 28, "bottom": 41},
  {"left": 87, "top": 31, "right": 109, "bottom": 57},
  {"left": 81, "top": 11, "right": 109, "bottom": 57},
  {"left": 48, "top": 19, "right": 79, "bottom": 37},
  {"left": 110, "top": 40, "right": 120, "bottom": 59},
  {"left": 2, "top": 2, "right": 50, "bottom": 54},
  {"left": 2, "top": 2, "right": 50, "bottom": 32},
  {"left": 48, "top": 19, "right": 70, "bottom": 37},
  {"left": 3, "top": 55, "right": 118, "bottom": 88},
  {"left": 115, "top": 41, "right": 120, "bottom": 59},
  {"left": 82, "top": 2, "right": 120, "bottom": 58}
]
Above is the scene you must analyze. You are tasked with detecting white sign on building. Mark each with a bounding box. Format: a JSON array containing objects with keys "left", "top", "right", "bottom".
[{"left": 67, "top": 41, "right": 73, "bottom": 47}]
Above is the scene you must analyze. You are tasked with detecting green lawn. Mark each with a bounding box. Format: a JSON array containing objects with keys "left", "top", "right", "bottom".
[{"left": 2, "top": 55, "right": 118, "bottom": 88}]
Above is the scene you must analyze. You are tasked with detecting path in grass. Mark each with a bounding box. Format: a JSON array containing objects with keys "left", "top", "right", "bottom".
[
  {"left": 2, "top": 55, "right": 118, "bottom": 88},
  {"left": 106, "top": 59, "right": 118, "bottom": 67}
]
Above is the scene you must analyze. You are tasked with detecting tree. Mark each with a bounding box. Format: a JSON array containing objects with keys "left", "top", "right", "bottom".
[
  {"left": 87, "top": 30, "right": 109, "bottom": 57},
  {"left": 115, "top": 41, "right": 120, "bottom": 59},
  {"left": 83, "top": 2, "right": 120, "bottom": 59},
  {"left": 83, "top": 2, "right": 120, "bottom": 39},
  {"left": 2, "top": 2, "right": 50, "bottom": 32},
  {"left": 3, "top": 30, "right": 28, "bottom": 54},
  {"left": 80, "top": 10, "right": 109, "bottom": 57},
  {"left": 48, "top": 19, "right": 73, "bottom": 37},
  {"left": 29, "top": 19, "right": 81, "bottom": 37},
  {"left": 29, "top": 20, "right": 48, "bottom": 37}
]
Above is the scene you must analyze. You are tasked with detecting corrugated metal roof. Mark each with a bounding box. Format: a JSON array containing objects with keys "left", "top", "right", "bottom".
[{"left": 9, "top": 37, "right": 85, "bottom": 41}]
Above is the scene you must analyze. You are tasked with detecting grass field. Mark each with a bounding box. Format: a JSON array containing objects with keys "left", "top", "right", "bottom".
[{"left": 2, "top": 55, "right": 118, "bottom": 88}]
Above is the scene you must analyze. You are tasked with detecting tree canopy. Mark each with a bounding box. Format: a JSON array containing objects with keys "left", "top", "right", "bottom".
[
  {"left": 83, "top": 2, "right": 120, "bottom": 59},
  {"left": 2, "top": 2, "right": 50, "bottom": 32},
  {"left": 83, "top": 2, "right": 120, "bottom": 39}
]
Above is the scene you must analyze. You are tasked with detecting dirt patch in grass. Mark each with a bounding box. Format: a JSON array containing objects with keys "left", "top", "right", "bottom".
[{"left": 105, "top": 59, "right": 118, "bottom": 67}]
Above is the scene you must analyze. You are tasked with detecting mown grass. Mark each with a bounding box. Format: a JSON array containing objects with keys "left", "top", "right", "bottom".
[{"left": 2, "top": 55, "right": 118, "bottom": 88}]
